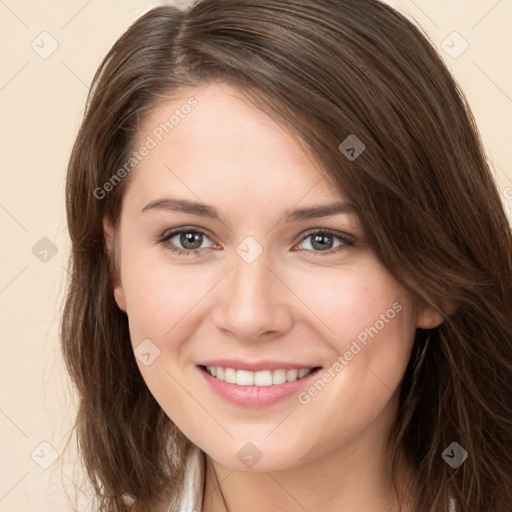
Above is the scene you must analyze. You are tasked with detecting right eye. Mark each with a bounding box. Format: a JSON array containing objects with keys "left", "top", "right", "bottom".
[{"left": 159, "top": 226, "right": 218, "bottom": 257}]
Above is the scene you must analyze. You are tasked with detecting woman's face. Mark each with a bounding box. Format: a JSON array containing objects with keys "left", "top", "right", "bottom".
[{"left": 106, "top": 82, "right": 440, "bottom": 472}]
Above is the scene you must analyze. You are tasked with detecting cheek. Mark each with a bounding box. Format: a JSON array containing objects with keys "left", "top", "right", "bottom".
[
  {"left": 291, "top": 260, "right": 412, "bottom": 350},
  {"left": 120, "top": 250, "right": 218, "bottom": 353},
  {"left": 282, "top": 267, "right": 416, "bottom": 457},
  {"left": 119, "top": 257, "right": 209, "bottom": 414},
  {"left": 291, "top": 261, "right": 416, "bottom": 411}
]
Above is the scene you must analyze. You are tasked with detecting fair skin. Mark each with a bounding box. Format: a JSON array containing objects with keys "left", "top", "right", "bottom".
[{"left": 105, "top": 82, "right": 442, "bottom": 512}]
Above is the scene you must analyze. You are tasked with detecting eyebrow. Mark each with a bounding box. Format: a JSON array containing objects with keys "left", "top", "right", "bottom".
[{"left": 140, "top": 198, "right": 356, "bottom": 222}]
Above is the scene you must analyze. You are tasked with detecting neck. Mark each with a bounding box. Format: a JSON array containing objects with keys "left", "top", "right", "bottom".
[{"left": 202, "top": 403, "right": 418, "bottom": 512}]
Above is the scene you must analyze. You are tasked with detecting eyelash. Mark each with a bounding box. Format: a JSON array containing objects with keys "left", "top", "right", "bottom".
[{"left": 158, "top": 226, "right": 355, "bottom": 258}]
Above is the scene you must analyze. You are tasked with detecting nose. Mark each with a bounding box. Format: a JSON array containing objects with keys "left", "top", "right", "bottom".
[{"left": 212, "top": 253, "right": 294, "bottom": 343}]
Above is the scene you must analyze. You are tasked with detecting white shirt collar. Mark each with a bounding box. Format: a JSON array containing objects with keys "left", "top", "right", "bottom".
[{"left": 175, "top": 444, "right": 205, "bottom": 512}]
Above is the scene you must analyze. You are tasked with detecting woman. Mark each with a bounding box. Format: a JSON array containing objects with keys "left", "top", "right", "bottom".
[{"left": 60, "top": 1, "right": 512, "bottom": 511}]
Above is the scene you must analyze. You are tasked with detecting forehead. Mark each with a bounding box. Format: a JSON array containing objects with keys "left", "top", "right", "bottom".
[{"left": 128, "top": 82, "right": 347, "bottom": 212}]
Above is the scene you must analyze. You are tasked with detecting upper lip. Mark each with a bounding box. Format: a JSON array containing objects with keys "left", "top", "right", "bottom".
[{"left": 198, "top": 359, "right": 322, "bottom": 372}]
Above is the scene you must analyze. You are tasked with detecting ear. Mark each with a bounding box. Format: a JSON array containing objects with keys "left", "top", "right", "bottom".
[
  {"left": 103, "top": 217, "right": 127, "bottom": 313},
  {"left": 416, "top": 305, "right": 444, "bottom": 329},
  {"left": 416, "top": 300, "right": 457, "bottom": 329}
]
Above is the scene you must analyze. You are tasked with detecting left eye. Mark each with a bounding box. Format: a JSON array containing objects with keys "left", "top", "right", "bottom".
[{"left": 296, "top": 230, "right": 353, "bottom": 254}]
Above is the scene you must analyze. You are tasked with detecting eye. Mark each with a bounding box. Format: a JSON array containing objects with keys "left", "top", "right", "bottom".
[
  {"left": 295, "top": 228, "right": 355, "bottom": 257},
  {"left": 159, "top": 227, "right": 217, "bottom": 257}
]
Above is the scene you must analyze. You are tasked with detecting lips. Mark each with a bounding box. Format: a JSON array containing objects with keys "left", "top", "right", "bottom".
[{"left": 196, "top": 359, "right": 323, "bottom": 407}]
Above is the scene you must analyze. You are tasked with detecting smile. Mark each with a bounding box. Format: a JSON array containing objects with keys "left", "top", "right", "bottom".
[
  {"left": 197, "top": 363, "right": 323, "bottom": 407},
  {"left": 203, "top": 365, "right": 316, "bottom": 386}
]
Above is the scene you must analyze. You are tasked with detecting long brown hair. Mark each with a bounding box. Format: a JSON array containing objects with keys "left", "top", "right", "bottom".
[{"left": 61, "top": 1, "right": 512, "bottom": 510}]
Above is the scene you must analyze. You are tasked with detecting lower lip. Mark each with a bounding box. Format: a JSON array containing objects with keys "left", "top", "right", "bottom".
[{"left": 197, "top": 365, "right": 322, "bottom": 407}]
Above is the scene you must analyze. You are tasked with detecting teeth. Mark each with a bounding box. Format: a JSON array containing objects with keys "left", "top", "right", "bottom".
[
  {"left": 297, "top": 368, "right": 310, "bottom": 379},
  {"left": 225, "top": 368, "right": 236, "bottom": 384},
  {"left": 255, "top": 370, "right": 272, "bottom": 386},
  {"left": 286, "top": 369, "right": 298, "bottom": 381},
  {"left": 237, "top": 370, "right": 255, "bottom": 386},
  {"left": 272, "top": 369, "right": 287, "bottom": 384},
  {"left": 205, "top": 366, "right": 315, "bottom": 386}
]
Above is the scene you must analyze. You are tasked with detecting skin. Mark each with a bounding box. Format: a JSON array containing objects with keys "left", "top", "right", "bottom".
[{"left": 104, "top": 82, "right": 443, "bottom": 512}]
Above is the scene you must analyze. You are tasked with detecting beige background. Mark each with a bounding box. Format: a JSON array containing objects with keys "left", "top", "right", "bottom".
[{"left": 0, "top": 0, "right": 511, "bottom": 510}]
